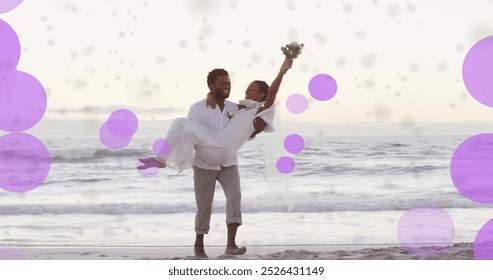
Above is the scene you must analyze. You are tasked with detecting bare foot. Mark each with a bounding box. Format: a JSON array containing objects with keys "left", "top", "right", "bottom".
[
  {"left": 194, "top": 246, "right": 208, "bottom": 258},
  {"left": 224, "top": 246, "right": 247, "bottom": 255},
  {"left": 137, "top": 157, "right": 165, "bottom": 169}
]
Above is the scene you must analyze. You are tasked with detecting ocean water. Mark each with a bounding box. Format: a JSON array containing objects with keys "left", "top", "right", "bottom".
[{"left": 1, "top": 134, "right": 493, "bottom": 248}]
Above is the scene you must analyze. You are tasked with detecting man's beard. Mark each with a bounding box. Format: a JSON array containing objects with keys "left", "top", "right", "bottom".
[{"left": 214, "top": 89, "right": 228, "bottom": 100}]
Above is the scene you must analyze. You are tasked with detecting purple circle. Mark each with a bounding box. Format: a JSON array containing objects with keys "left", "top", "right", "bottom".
[
  {"left": 153, "top": 139, "right": 172, "bottom": 157},
  {"left": 450, "top": 134, "right": 493, "bottom": 204},
  {"left": 308, "top": 73, "right": 337, "bottom": 101},
  {"left": 474, "top": 218, "right": 493, "bottom": 260},
  {"left": 462, "top": 35, "right": 493, "bottom": 107},
  {"left": 0, "top": 69, "right": 18, "bottom": 103},
  {"left": 0, "top": 19, "right": 20, "bottom": 71},
  {"left": 286, "top": 94, "right": 308, "bottom": 114},
  {"left": 276, "top": 156, "right": 295, "bottom": 174},
  {"left": 107, "top": 109, "right": 138, "bottom": 138},
  {"left": 0, "top": 246, "right": 25, "bottom": 260},
  {"left": 284, "top": 134, "right": 305, "bottom": 154},
  {"left": 137, "top": 161, "right": 160, "bottom": 178},
  {"left": 397, "top": 205, "right": 455, "bottom": 259},
  {"left": 0, "top": 71, "right": 47, "bottom": 132},
  {"left": 0, "top": 0, "right": 24, "bottom": 14},
  {"left": 99, "top": 121, "right": 132, "bottom": 150},
  {"left": 0, "top": 132, "right": 51, "bottom": 193}
]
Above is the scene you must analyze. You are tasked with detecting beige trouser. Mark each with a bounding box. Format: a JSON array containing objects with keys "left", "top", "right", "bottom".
[{"left": 193, "top": 165, "right": 242, "bottom": 234}]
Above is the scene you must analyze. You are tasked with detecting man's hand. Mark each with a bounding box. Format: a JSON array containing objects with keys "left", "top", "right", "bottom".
[{"left": 250, "top": 117, "right": 267, "bottom": 138}]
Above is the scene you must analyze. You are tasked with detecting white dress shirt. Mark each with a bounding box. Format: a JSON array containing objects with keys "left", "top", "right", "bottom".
[{"left": 188, "top": 98, "right": 240, "bottom": 170}]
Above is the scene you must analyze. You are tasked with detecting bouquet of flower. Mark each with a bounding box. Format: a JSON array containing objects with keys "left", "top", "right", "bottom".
[{"left": 281, "top": 42, "right": 304, "bottom": 59}]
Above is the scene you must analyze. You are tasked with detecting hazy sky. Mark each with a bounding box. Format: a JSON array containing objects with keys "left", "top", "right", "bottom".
[{"left": 3, "top": 0, "right": 493, "bottom": 125}]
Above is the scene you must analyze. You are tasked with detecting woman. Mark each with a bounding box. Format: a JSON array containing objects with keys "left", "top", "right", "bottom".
[{"left": 138, "top": 56, "right": 294, "bottom": 171}]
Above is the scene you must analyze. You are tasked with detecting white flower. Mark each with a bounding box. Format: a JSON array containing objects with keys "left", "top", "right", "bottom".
[
  {"left": 281, "top": 42, "right": 304, "bottom": 59},
  {"left": 227, "top": 111, "right": 234, "bottom": 119}
]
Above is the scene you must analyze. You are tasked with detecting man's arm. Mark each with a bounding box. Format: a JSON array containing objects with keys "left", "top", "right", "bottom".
[{"left": 250, "top": 117, "right": 267, "bottom": 138}]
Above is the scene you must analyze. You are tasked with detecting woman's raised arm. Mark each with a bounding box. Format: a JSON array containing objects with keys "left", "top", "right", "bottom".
[{"left": 261, "top": 56, "right": 293, "bottom": 111}]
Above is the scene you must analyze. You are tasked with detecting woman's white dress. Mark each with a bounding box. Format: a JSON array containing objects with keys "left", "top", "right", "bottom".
[{"left": 157, "top": 100, "right": 274, "bottom": 171}]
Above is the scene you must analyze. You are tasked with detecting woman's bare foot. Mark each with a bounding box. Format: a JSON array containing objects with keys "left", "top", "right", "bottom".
[{"left": 137, "top": 157, "right": 165, "bottom": 169}]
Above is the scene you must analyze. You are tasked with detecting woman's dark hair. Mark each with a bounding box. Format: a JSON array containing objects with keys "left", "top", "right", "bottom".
[
  {"left": 207, "top": 68, "right": 229, "bottom": 88},
  {"left": 253, "top": 80, "right": 269, "bottom": 101}
]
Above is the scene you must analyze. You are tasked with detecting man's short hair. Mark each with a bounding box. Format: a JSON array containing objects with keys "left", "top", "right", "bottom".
[{"left": 207, "top": 68, "right": 229, "bottom": 86}]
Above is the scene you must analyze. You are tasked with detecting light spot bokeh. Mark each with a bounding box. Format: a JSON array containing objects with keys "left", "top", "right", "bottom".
[
  {"left": 0, "top": 246, "right": 25, "bottom": 260},
  {"left": 276, "top": 156, "right": 295, "bottom": 174},
  {"left": 397, "top": 205, "right": 455, "bottom": 259},
  {"left": 474, "top": 218, "right": 493, "bottom": 260},
  {"left": 462, "top": 35, "right": 493, "bottom": 108},
  {"left": 0, "top": 0, "right": 23, "bottom": 14},
  {"left": 0, "top": 132, "right": 51, "bottom": 193},
  {"left": 450, "top": 134, "right": 493, "bottom": 204}
]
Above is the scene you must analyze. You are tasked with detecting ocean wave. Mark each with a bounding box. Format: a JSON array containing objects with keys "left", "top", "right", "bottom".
[
  {"left": 390, "top": 143, "right": 409, "bottom": 147},
  {"left": 364, "top": 152, "right": 388, "bottom": 157},
  {"left": 50, "top": 148, "right": 147, "bottom": 163},
  {"left": 293, "top": 163, "right": 446, "bottom": 177},
  {"left": 1, "top": 198, "right": 490, "bottom": 215},
  {"left": 43, "top": 178, "right": 111, "bottom": 185},
  {"left": 0, "top": 203, "right": 196, "bottom": 215}
]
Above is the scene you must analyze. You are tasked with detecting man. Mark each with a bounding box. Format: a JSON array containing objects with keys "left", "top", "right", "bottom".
[{"left": 189, "top": 68, "right": 266, "bottom": 258}]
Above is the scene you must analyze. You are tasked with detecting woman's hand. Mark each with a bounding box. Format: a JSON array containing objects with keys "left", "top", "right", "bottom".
[{"left": 280, "top": 57, "right": 294, "bottom": 75}]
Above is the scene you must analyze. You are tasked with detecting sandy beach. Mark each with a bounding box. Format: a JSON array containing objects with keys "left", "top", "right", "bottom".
[{"left": 8, "top": 243, "right": 473, "bottom": 260}]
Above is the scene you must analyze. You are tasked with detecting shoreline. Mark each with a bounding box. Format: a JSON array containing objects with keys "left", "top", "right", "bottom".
[{"left": 5, "top": 243, "right": 474, "bottom": 260}]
